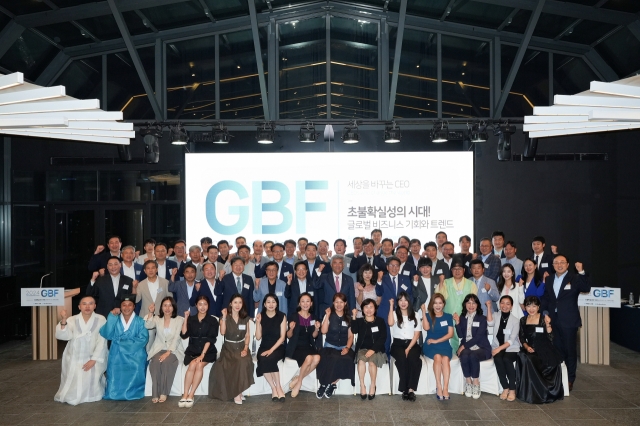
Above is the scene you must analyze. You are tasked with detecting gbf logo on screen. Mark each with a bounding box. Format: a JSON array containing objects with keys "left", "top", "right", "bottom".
[{"left": 206, "top": 180, "right": 328, "bottom": 234}]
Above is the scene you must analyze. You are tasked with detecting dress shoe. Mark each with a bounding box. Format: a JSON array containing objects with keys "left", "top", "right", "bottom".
[{"left": 569, "top": 381, "right": 573, "bottom": 392}]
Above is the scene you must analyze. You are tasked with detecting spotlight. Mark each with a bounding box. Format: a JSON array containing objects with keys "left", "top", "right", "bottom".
[
  {"left": 170, "top": 123, "right": 188, "bottom": 145},
  {"left": 431, "top": 120, "right": 448, "bottom": 143},
  {"left": 256, "top": 122, "right": 274, "bottom": 144},
  {"left": 212, "top": 123, "right": 231, "bottom": 144},
  {"left": 342, "top": 120, "right": 359, "bottom": 144},
  {"left": 299, "top": 121, "right": 317, "bottom": 143},
  {"left": 141, "top": 124, "right": 162, "bottom": 164},
  {"left": 468, "top": 120, "right": 488, "bottom": 143},
  {"left": 384, "top": 121, "right": 401, "bottom": 143},
  {"left": 494, "top": 121, "right": 516, "bottom": 161}
]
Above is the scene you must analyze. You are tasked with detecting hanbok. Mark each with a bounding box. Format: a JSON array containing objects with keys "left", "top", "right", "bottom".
[{"left": 441, "top": 277, "right": 477, "bottom": 353}]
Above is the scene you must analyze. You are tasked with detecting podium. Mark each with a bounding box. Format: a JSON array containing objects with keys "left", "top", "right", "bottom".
[
  {"left": 579, "top": 306, "right": 610, "bottom": 365},
  {"left": 32, "top": 288, "right": 80, "bottom": 360}
]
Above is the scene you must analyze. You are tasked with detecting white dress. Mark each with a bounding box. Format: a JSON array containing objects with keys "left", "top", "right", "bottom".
[{"left": 54, "top": 312, "right": 108, "bottom": 405}]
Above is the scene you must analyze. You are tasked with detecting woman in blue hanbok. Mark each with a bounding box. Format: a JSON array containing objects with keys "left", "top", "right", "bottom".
[{"left": 99, "top": 294, "right": 149, "bottom": 400}]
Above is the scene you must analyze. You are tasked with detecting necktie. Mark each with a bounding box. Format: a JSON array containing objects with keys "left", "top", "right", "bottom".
[
  {"left": 393, "top": 276, "right": 397, "bottom": 294},
  {"left": 335, "top": 275, "right": 340, "bottom": 293},
  {"left": 368, "top": 257, "right": 372, "bottom": 265},
  {"left": 236, "top": 277, "right": 242, "bottom": 293},
  {"left": 535, "top": 255, "right": 539, "bottom": 266}
]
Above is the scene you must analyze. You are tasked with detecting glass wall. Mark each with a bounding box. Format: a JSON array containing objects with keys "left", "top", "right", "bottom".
[
  {"left": 501, "top": 46, "right": 549, "bottom": 117},
  {"left": 107, "top": 48, "right": 155, "bottom": 120},
  {"left": 554, "top": 54, "right": 598, "bottom": 96},
  {"left": 53, "top": 56, "right": 102, "bottom": 101}
]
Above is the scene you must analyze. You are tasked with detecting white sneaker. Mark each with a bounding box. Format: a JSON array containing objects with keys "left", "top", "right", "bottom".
[
  {"left": 472, "top": 384, "right": 481, "bottom": 399},
  {"left": 464, "top": 383, "right": 472, "bottom": 397}
]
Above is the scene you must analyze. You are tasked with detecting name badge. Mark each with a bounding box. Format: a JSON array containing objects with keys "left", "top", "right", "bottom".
[
  {"left": 481, "top": 288, "right": 487, "bottom": 293},
  {"left": 341, "top": 321, "right": 348, "bottom": 327},
  {"left": 535, "top": 327, "right": 544, "bottom": 333},
  {"left": 123, "top": 285, "right": 129, "bottom": 290},
  {"left": 401, "top": 284, "right": 408, "bottom": 291},
  {"left": 484, "top": 263, "right": 490, "bottom": 268},
  {"left": 308, "top": 291, "right": 314, "bottom": 296},
  {"left": 436, "top": 269, "right": 443, "bottom": 274},
  {"left": 504, "top": 329, "right": 511, "bottom": 335},
  {"left": 135, "top": 271, "right": 141, "bottom": 275},
  {"left": 309, "top": 320, "right": 315, "bottom": 326},
  {"left": 541, "top": 263, "right": 549, "bottom": 268},
  {"left": 564, "top": 284, "right": 571, "bottom": 290},
  {"left": 243, "top": 283, "right": 250, "bottom": 289},
  {"left": 456, "top": 290, "right": 463, "bottom": 295},
  {"left": 238, "top": 324, "right": 246, "bottom": 330},
  {"left": 371, "top": 326, "right": 379, "bottom": 332},
  {"left": 403, "top": 270, "right": 410, "bottom": 276},
  {"left": 276, "top": 291, "right": 283, "bottom": 297},
  {"left": 472, "top": 321, "right": 479, "bottom": 327},
  {"left": 283, "top": 272, "right": 290, "bottom": 277},
  {"left": 440, "top": 320, "right": 448, "bottom": 327},
  {"left": 157, "top": 288, "right": 163, "bottom": 294},
  {"left": 465, "top": 261, "right": 470, "bottom": 267}
]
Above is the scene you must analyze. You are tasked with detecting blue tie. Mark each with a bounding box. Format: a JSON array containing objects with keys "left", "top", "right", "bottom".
[
  {"left": 236, "top": 277, "right": 242, "bottom": 293},
  {"left": 393, "top": 276, "right": 397, "bottom": 294}
]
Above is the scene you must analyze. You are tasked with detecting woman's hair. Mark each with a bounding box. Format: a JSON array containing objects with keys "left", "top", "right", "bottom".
[
  {"left": 499, "top": 295, "right": 514, "bottom": 306},
  {"left": 357, "top": 263, "right": 375, "bottom": 285},
  {"left": 228, "top": 294, "right": 248, "bottom": 319},
  {"left": 360, "top": 298, "right": 378, "bottom": 317},
  {"left": 330, "top": 292, "right": 351, "bottom": 326},
  {"left": 262, "top": 293, "right": 279, "bottom": 312},
  {"left": 296, "top": 292, "right": 314, "bottom": 313},
  {"left": 524, "top": 295, "right": 541, "bottom": 308},
  {"left": 427, "top": 293, "right": 446, "bottom": 326},
  {"left": 496, "top": 263, "right": 516, "bottom": 293},
  {"left": 522, "top": 259, "right": 543, "bottom": 287},
  {"left": 460, "top": 294, "right": 483, "bottom": 317},
  {"left": 395, "top": 291, "right": 417, "bottom": 328},
  {"left": 158, "top": 296, "right": 178, "bottom": 318},
  {"left": 195, "top": 295, "right": 210, "bottom": 307}
]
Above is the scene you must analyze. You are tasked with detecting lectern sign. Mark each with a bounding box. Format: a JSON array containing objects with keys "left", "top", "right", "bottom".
[
  {"left": 21, "top": 288, "right": 65, "bottom": 306},
  {"left": 578, "top": 287, "right": 620, "bottom": 308}
]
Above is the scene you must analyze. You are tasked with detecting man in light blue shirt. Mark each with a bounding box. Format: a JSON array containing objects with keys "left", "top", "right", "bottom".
[{"left": 501, "top": 241, "right": 523, "bottom": 278}]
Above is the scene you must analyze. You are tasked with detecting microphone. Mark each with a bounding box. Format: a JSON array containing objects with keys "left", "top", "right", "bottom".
[{"left": 39, "top": 272, "right": 53, "bottom": 288}]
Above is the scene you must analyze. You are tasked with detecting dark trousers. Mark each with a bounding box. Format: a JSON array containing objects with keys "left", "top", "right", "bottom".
[
  {"left": 391, "top": 339, "right": 422, "bottom": 392},
  {"left": 554, "top": 326, "right": 578, "bottom": 382},
  {"left": 493, "top": 351, "right": 518, "bottom": 390},
  {"left": 459, "top": 348, "right": 489, "bottom": 379}
]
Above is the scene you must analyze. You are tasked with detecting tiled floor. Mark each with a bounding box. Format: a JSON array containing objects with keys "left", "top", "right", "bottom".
[{"left": 0, "top": 339, "right": 639, "bottom": 425}]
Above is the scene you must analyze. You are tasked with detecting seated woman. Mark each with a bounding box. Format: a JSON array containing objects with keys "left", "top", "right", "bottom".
[
  {"left": 354, "top": 264, "right": 380, "bottom": 318},
  {"left": 255, "top": 294, "right": 287, "bottom": 402},
  {"left": 453, "top": 294, "right": 491, "bottom": 400},
  {"left": 285, "top": 292, "right": 321, "bottom": 398},
  {"left": 496, "top": 264, "right": 525, "bottom": 319},
  {"left": 100, "top": 294, "right": 149, "bottom": 401},
  {"left": 388, "top": 291, "right": 422, "bottom": 402},
  {"left": 517, "top": 295, "right": 564, "bottom": 404},
  {"left": 179, "top": 295, "right": 219, "bottom": 408},
  {"left": 316, "top": 293, "right": 355, "bottom": 399},
  {"left": 209, "top": 295, "right": 254, "bottom": 404},
  {"left": 486, "top": 296, "right": 520, "bottom": 401},
  {"left": 144, "top": 296, "right": 184, "bottom": 403},
  {"left": 352, "top": 298, "right": 387, "bottom": 400},
  {"left": 421, "top": 293, "right": 454, "bottom": 400},
  {"left": 54, "top": 296, "right": 108, "bottom": 406}
]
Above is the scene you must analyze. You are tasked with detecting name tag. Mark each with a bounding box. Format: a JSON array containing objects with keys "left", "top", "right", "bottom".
[
  {"left": 541, "top": 263, "right": 548, "bottom": 268},
  {"left": 276, "top": 291, "right": 283, "bottom": 297},
  {"left": 310, "top": 320, "right": 315, "bottom": 326},
  {"left": 465, "top": 262, "right": 469, "bottom": 267},
  {"left": 564, "top": 284, "right": 571, "bottom": 290},
  {"left": 436, "top": 269, "right": 443, "bottom": 274},
  {"left": 238, "top": 324, "right": 246, "bottom": 330},
  {"left": 135, "top": 271, "right": 141, "bottom": 275},
  {"left": 123, "top": 285, "right": 129, "bottom": 290},
  {"left": 157, "top": 288, "right": 163, "bottom": 294},
  {"left": 504, "top": 329, "right": 511, "bottom": 335},
  {"left": 401, "top": 284, "right": 408, "bottom": 291},
  {"left": 371, "top": 326, "right": 379, "bottom": 332},
  {"left": 283, "top": 272, "right": 289, "bottom": 277},
  {"left": 456, "top": 290, "right": 463, "bottom": 295},
  {"left": 484, "top": 263, "right": 489, "bottom": 268},
  {"left": 341, "top": 321, "right": 348, "bottom": 327},
  {"left": 308, "top": 291, "right": 314, "bottom": 296},
  {"left": 481, "top": 288, "right": 487, "bottom": 293},
  {"left": 535, "top": 327, "right": 544, "bottom": 333},
  {"left": 472, "top": 321, "right": 479, "bottom": 327},
  {"left": 440, "top": 320, "right": 448, "bottom": 327},
  {"left": 244, "top": 283, "right": 250, "bottom": 289},
  {"left": 403, "top": 270, "right": 410, "bottom": 276}
]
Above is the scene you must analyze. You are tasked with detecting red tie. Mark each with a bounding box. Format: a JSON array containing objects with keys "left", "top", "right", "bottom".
[{"left": 335, "top": 275, "right": 340, "bottom": 293}]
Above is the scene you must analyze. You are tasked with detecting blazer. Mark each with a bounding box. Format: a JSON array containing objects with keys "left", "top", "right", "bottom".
[
  {"left": 487, "top": 313, "right": 520, "bottom": 352},
  {"left": 250, "top": 256, "right": 271, "bottom": 278},
  {"left": 168, "top": 280, "right": 200, "bottom": 316},
  {"left": 88, "top": 251, "right": 119, "bottom": 273},
  {"left": 399, "top": 261, "right": 417, "bottom": 278},
  {"left": 253, "top": 277, "right": 288, "bottom": 314},
  {"left": 139, "top": 259, "right": 179, "bottom": 281},
  {"left": 455, "top": 314, "right": 492, "bottom": 359},
  {"left": 284, "top": 277, "right": 317, "bottom": 318},
  {"left": 143, "top": 315, "right": 185, "bottom": 361},
  {"left": 86, "top": 274, "right": 134, "bottom": 318},
  {"left": 480, "top": 254, "right": 502, "bottom": 282},
  {"left": 531, "top": 252, "right": 555, "bottom": 277},
  {"left": 431, "top": 259, "right": 450, "bottom": 280},
  {"left": 120, "top": 262, "right": 143, "bottom": 282},
  {"left": 351, "top": 316, "right": 387, "bottom": 354},
  {"left": 176, "top": 260, "right": 204, "bottom": 281},
  {"left": 303, "top": 258, "right": 330, "bottom": 281},
  {"left": 541, "top": 271, "right": 591, "bottom": 328},
  {"left": 136, "top": 277, "right": 172, "bottom": 316},
  {"left": 255, "top": 260, "right": 294, "bottom": 282},
  {"left": 285, "top": 313, "right": 321, "bottom": 358},
  {"left": 195, "top": 278, "right": 225, "bottom": 317},
  {"left": 472, "top": 275, "right": 500, "bottom": 312},
  {"left": 313, "top": 272, "right": 356, "bottom": 317},
  {"left": 375, "top": 273, "right": 414, "bottom": 322},
  {"left": 412, "top": 277, "right": 430, "bottom": 312},
  {"left": 349, "top": 254, "right": 380, "bottom": 274},
  {"left": 221, "top": 273, "right": 255, "bottom": 318}
]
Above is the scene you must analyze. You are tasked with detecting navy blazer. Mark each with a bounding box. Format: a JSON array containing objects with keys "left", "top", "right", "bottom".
[
  {"left": 168, "top": 280, "right": 200, "bottom": 316},
  {"left": 255, "top": 260, "right": 294, "bottom": 282},
  {"left": 284, "top": 277, "right": 316, "bottom": 318},
  {"left": 541, "top": 271, "right": 591, "bottom": 328},
  {"left": 139, "top": 259, "right": 178, "bottom": 281},
  {"left": 375, "top": 273, "right": 414, "bottom": 322},
  {"left": 86, "top": 274, "right": 133, "bottom": 318},
  {"left": 221, "top": 273, "right": 255, "bottom": 318},
  {"left": 531, "top": 252, "right": 555, "bottom": 277},
  {"left": 349, "top": 254, "right": 381, "bottom": 274},
  {"left": 431, "top": 259, "right": 451, "bottom": 280},
  {"left": 120, "top": 262, "right": 143, "bottom": 281},
  {"left": 399, "top": 261, "right": 417, "bottom": 278},
  {"left": 313, "top": 272, "right": 356, "bottom": 318},
  {"left": 88, "top": 251, "right": 120, "bottom": 273},
  {"left": 480, "top": 254, "right": 502, "bottom": 282},
  {"left": 195, "top": 278, "right": 225, "bottom": 317},
  {"left": 455, "top": 313, "right": 492, "bottom": 359}
]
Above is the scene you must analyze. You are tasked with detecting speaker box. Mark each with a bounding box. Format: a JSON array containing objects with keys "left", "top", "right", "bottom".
[{"left": 523, "top": 136, "right": 538, "bottom": 158}]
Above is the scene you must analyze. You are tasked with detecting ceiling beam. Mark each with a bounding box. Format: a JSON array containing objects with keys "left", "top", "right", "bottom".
[
  {"left": 0, "top": 21, "right": 25, "bottom": 60},
  {"left": 134, "top": 10, "right": 158, "bottom": 32},
  {"left": 388, "top": 0, "right": 408, "bottom": 119},
  {"left": 35, "top": 51, "right": 71, "bottom": 86},
  {"left": 248, "top": 0, "right": 270, "bottom": 120},
  {"left": 583, "top": 48, "right": 618, "bottom": 82}
]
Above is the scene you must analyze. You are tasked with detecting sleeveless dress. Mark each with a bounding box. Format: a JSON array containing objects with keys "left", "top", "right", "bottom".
[
  {"left": 256, "top": 311, "right": 286, "bottom": 376},
  {"left": 423, "top": 312, "right": 454, "bottom": 359}
]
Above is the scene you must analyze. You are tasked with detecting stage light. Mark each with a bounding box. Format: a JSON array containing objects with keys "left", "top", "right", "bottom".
[
  {"left": 431, "top": 120, "right": 448, "bottom": 143},
  {"left": 142, "top": 124, "right": 162, "bottom": 164},
  {"left": 342, "top": 120, "right": 359, "bottom": 144},
  {"left": 212, "top": 123, "right": 230, "bottom": 144},
  {"left": 170, "top": 123, "right": 188, "bottom": 145},
  {"left": 299, "top": 121, "right": 317, "bottom": 143},
  {"left": 256, "top": 122, "right": 274, "bottom": 144},
  {"left": 494, "top": 121, "right": 516, "bottom": 161},
  {"left": 384, "top": 121, "right": 401, "bottom": 143},
  {"left": 468, "top": 120, "right": 488, "bottom": 143}
]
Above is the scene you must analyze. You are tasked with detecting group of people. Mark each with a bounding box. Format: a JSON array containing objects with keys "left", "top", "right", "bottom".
[{"left": 54, "top": 229, "right": 590, "bottom": 406}]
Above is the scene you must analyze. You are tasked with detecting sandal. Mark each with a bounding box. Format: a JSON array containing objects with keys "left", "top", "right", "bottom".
[
  {"left": 152, "top": 397, "right": 159, "bottom": 404},
  {"left": 289, "top": 375, "right": 299, "bottom": 389},
  {"left": 507, "top": 390, "right": 516, "bottom": 401},
  {"left": 158, "top": 395, "right": 167, "bottom": 403},
  {"left": 499, "top": 389, "right": 509, "bottom": 400}
]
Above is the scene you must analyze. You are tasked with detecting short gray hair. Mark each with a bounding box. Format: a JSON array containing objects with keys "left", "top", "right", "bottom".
[
  {"left": 331, "top": 254, "right": 345, "bottom": 263},
  {"left": 188, "top": 245, "right": 201, "bottom": 253},
  {"left": 122, "top": 245, "right": 136, "bottom": 253}
]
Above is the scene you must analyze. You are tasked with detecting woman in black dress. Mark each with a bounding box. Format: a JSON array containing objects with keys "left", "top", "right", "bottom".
[
  {"left": 179, "top": 295, "right": 219, "bottom": 408},
  {"left": 516, "top": 296, "right": 564, "bottom": 404},
  {"left": 316, "top": 293, "right": 355, "bottom": 399},
  {"left": 255, "top": 293, "right": 287, "bottom": 401},
  {"left": 285, "top": 292, "right": 321, "bottom": 398},
  {"left": 352, "top": 298, "right": 387, "bottom": 400}
]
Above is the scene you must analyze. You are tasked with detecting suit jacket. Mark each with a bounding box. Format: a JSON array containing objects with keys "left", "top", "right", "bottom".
[
  {"left": 168, "top": 280, "right": 200, "bottom": 316},
  {"left": 541, "top": 271, "right": 591, "bottom": 328},
  {"left": 493, "top": 249, "right": 507, "bottom": 259},
  {"left": 349, "top": 254, "right": 380, "bottom": 274},
  {"left": 221, "top": 273, "right": 255, "bottom": 318},
  {"left": 531, "top": 252, "right": 555, "bottom": 277},
  {"left": 176, "top": 260, "right": 204, "bottom": 281},
  {"left": 143, "top": 315, "right": 185, "bottom": 361},
  {"left": 487, "top": 312, "right": 520, "bottom": 352},
  {"left": 250, "top": 256, "right": 270, "bottom": 277},
  {"left": 139, "top": 259, "right": 178, "bottom": 281},
  {"left": 431, "top": 259, "right": 450, "bottom": 280},
  {"left": 481, "top": 254, "right": 502, "bottom": 282},
  {"left": 375, "top": 273, "right": 414, "bottom": 322},
  {"left": 313, "top": 272, "right": 355, "bottom": 317},
  {"left": 253, "top": 277, "right": 288, "bottom": 314},
  {"left": 255, "top": 260, "right": 294, "bottom": 282},
  {"left": 195, "top": 278, "right": 225, "bottom": 317},
  {"left": 455, "top": 314, "right": 492, "bottom": 358},
  {"left": 472, "top": 275, "right": 500, "bottom": 312},
  {"left": 399, "top": 261, "right": 417, "bottom": 278},
  {"left": 120, "top": 262, "right": 143, "bottom": 282},
  {"left": 86, "top": 274, "right": 133, "bottom": 318},
  {"left": 136, "top": 277, "right": 172, "bottom": 315},
  {"left": 413, "top": 276, "right": 435, "bottom": 312},
  {"left": 88, "top": 251, "right": 120, "bottom": 273},
  {"left": 284, "top": 277, "right": 316, "bottom": 318}
]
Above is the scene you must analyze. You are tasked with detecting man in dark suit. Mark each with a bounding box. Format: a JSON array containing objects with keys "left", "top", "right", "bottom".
[
  {"left": 375, "top": 256, "right": 414, "bottom": 352},
  {"left": 395, "top": 246, "right": 417, "bottom": 278},
  {"left": 169, "top": 264, "right": 200, "bottom": 316},
  {"left": 531, "top": 235, "right": 555, "bottom": 278},
  {"left": 195, "top": 262, "right": 224, "bottom": 317},
  {"left": 478, "top": 238, "right": 502, "bottom": 282},
  {"left": 221, "top": 257, "right": 255, "bottom": 318},
  {"left": 349, "top": 238, "right": 379, "bottom": 274},
  {"left": 255, "top": 243, "right": 293, "bottom": 281},
  {"left": 424, "top": 242, "right": 449, "bottom": 285},
  {"left": 313, "top": 255, "right": 355, "bottom": 319},
  {"left": 491, "top": 231, "right": 507, "bottom": 259},
  {"left": 302, "top": 243, "right": 330, "bottom": 281},
  {"left": 86, "top": 256, "right": 133, "bottom": 317},
  {"left": 284, "top": 261, "right": 316, "bottom": 318},
  {"left": 541, "top": 254, "right": 591, "bottom": 391},
  {"left": 139, "top": 242, "right": 178, "bottom": 281},
  {"left": 87, "top": 236, "right": 122, "bottom": 274}
]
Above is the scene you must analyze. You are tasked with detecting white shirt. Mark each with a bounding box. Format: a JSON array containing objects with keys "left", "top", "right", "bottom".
[
  {"left": 185, "top": 281, "right": 195, "bottom": 299},
  {"left": 420, "top": 276, "right": 433, "bottom": 298},
  {"left": 121, "top": 312, "right": 136, "bottom": 331},
  {"left": 444, "top": 258, "right": 452, "bottom": 268},
  {"left": 147, "top": 277, "right": 159, "bottom": 300},
  {"left": 437, "top": 250, "right": 444, "bottom": 260},
  {"left": 122, "top": 262, "right": 136, "bottom": 280},
  {"left": 205, "top": 279, "right": 217, "bottom": 301},
  {"left": 136, "top": 253, "right": 153, "bottom": 265},
  {"left": 534, "top": 252, "right": 544, "bottom": 268},
  {"left": 157, "top": 261, "right": 167, "bottom": 279},
  {"left": 110, "top": 274, "right": 120, "bottom": 296},
  {"left": 391, "top": 310, "right": 423, "bottom": 339},
  {"left": 298, "top": 278, "right": 307, "bottom": 295}
]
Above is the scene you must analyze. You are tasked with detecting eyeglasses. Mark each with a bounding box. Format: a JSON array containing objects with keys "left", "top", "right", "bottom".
[
  {"left": 452, "top": 267, "right": 464, "bottom": 271},
  {"left": 552, "top": 261, "right": 567, "bottom": 265},
  {"left": 272, "top": 250, "right": 284, "bottom": 254}
]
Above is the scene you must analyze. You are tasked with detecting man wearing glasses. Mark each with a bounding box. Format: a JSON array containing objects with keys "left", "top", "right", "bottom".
[{"left": 541, "top": 254, "right": 591, "bottom": 392}]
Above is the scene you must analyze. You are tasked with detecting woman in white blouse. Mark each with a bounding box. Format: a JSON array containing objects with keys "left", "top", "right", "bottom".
[
  {"left": 144, "top": 296, "right": 184, "bottom": 403},
  {"left": 486, "top": 296, "right": 521, "bottom": 401},
  {"left": 496, "top": 264, "right": 525, "bottom": 319}
]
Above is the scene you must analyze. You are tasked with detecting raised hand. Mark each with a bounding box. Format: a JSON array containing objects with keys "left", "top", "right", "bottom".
[
  {"left": 328, "top": 250, "right": 333, "bottom": 257},
  {"left": 228, "top": 245, "right": 234, "bottom": 252},
  {"left": 132, "top": 280, "right": 139, "bottom": 289},
  {"left": 135, "top": 250, "right": 140, "bottom": 258},
  {"left": 413, "top": 274, "right": 419, "bottom": 283},
  {"left": 289, "top": 321, "right": 296, "bottom": 331},
  {"left": 575, "top": 262, "right": 583, "bottom": 273},
  {"left": 485, "top": 282, "right": 492, "bottom": 291},
  {"left": 221, "top": 308, "right": 228, "bottom": 318},
  {"left": 472, "top": 253, "right": 478, "bottom": 260},
  {"left": 99, "top": 268, "right": 105, "bottom": 276},
  {"left": 325, "top": 307, "right": 331, "bottom": 317},
  {"left": 356, "top": 283, "right": 364, "bottom": 292},
  {"left": 543, "top": 271, "right": 549, "bottom": 280},
  {"left": 352, "top": 308, "right": 358, "bottom": 318},
  {"left": 518, "top": 278, "right": 524, "bottom": 287},
  {"left": 551, "top": 245, "right": 558, "bottom": 255},
  {"left": 219, "top": 270, "right": 225, "bottom": 280},
  {"left": 111, "top": 308, "right": 121, "bottom": 316},
  {"left": 314, "top": 321, "right": 321, "bottom": 330},
  {"left": 389, "top": 299, "right": 394, "bottom": 308},
  {"left": 171, "top": 268, "right": 178, "bottom": 279},
  {"left": 318, "top": 264, "right": 325, "bottom": 272},
  {"left": 255, "top": 277, "right": 260, "bottom": 289},
  {"left": 377, "top": 271, "right": 384, "bottom": 282},
  {"left": 255, "top": 313, "right": 262, "bottom": 324},
  {"left": 393, "top": 242, "right": 399, "bottom": 249},
  {"left": 60, "top": 309, "right": 68, "bottom": 322},
  {"left": 287, "top": 274, "right": 293, "bottom": 285},
  {"left": 485, "top": 300, "right": 492, "bottom": 310},
  {"left": 148, "top": 303, "right": 155, "bottom": 313},
  {"left": 544, "top": 315, "right": 551, "bottom": 326},
  {"left": 94, "top": 245, "right": 105, "bottom": 255},
  {"left": 195, "top": 282, "right": 201, "bottom": 291},
  {"left": 452, "top": 313, "right": 460, "bottom": 324},
  {"left": 354, "top": 248, "right": 361, "bottom": 257},
  {"left": 168, "top": 248, "right": 174, "bottom": 256},
  {"left": 184, "top": 310, "right": 190, "bottom": 318},
  {"left": 296, "top": 250, "right": 301, "bottom": 258},
  {"left": 91, "top": 271, "right": 99, "bottom": 282}
]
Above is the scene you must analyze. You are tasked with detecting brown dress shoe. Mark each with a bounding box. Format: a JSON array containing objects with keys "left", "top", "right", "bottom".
[{"left": 568, "top": 381, "right": 573, "bottom": 391}]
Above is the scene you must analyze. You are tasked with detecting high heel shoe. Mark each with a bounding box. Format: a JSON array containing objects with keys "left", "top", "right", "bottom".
[
  {"left": 368, "top": 385, "right": 376, "bottom": 400},
  {"left": 360, "top": 384, "right": 367, "bottom": 400}
]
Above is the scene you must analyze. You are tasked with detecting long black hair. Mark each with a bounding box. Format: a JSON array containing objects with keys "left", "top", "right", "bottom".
[
  {"left": 330, "top": 292, "right": 352, "bottom": 326},
  {"left": 460, "top": 294, "right": 483, "bottom": 317},
  {"left": 395, "top": 291, "right": 417, "bottom": 328},
  {"left": 496, "top": 263, "right": 516, "bottom": 294},
  {"left": 522, "top": 259, "right": 543, "bottom": 288}
]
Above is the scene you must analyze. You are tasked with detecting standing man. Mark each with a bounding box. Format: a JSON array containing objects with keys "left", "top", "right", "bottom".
[
  {"left": 169, "top": 264, "right": 200, "bottom": 316},
  {"left": 371, "top": 229, "right": 383, "bottom": 255},
  {"left": 88, "top": 236, "right": 122, "bottom": 275},
  {"left": 395, "top": 246, "right": 417, "bottom": 278},
  {"left": 409, "top": 239, "right": 422, "bottom": 268},
  {"left": 435, "top": 231, "right": 448, "bottom": 260},
  {"left": 86, "top": 256, "right": 133, "bottom": 318},
  {"left": 120, "top": 245, "right": 143, "bottom": 284},
  {"left": 373, "top": 238, "right": 396, "bottom": 274},
  {"left": 135, "top": 259, "right": 172, "bottom": 350},
  {"left": 349, "top": 238, "right": 378, "bottom": 274},
  {"left": 424, "top": 242, "right": 448, "bottom": 285},
  {"left": 375, "top": 256, "right": 413, "bottom": 352},
  {"left": 469, "top": 259, "right": 500, "bottom": 312},
  {"left": 256, "top": 243, "right": 293, "bottom": 281},
  {"left": 313, "top": 255, "right": 355, "bottom": 318},
  {"left": 195, "top": 262, "right": 223, "bottom": 317},
  {"left": 441, "top": 241, "right": 455, "bottom": 276},
  {"left": 221, "top": 257, "right": 255, "bottom": 318},
  {"left": 531, "top": 236, "right": 555, "bottom": 278},
  {"left": 334, "top": 238, "right": 356, "bottom": 283},
  {"left": 502, "top": 241, "right": 523, "bottom": 277},
  {"left": 491, "top": 231, "right": 506, "bottom": 259},
  {"left": 283, "top": 239, "right": 298, "bottom": 265},
  {"left": 478, "top": 238, "right": 502, "bottom": 282},
  {"left": 217, "top": 239, "right": 231, "bottom": 264},
  {"left": 455, "top": 235, "right": 475, "bottom": 278},
  {"left": 140, "top": 243, "right": 177, "bottom": 281},
  {"left": 541, "top": 255, "right": 591, "bottom": 391},
  {"left": 346, "top": 237, "right": 363, "bottom": 260},
  {"left": 168, "top": 239, "right": 189, "bottom": 265},
  {"left": 205, "top": 245, "right": 225, "bottom": 278},
  {"left": 296, "top": 237, "right": 308, "bottom": 261}
]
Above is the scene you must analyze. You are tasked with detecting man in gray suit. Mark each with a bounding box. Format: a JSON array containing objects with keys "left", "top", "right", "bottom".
[
  {"left": 169, "top": 264, "right": 199, "bottom": 316},
  {"left": 469, "top": 259, "right": 500, "bottom": 312},
  {"left": 135, "top": 259, "right": 173, "bottom": 350}
]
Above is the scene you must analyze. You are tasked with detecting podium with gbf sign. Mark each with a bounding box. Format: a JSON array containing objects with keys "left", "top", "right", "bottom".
[{"left": 578, "top": 287, "right": 620, "bottom": 366}]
